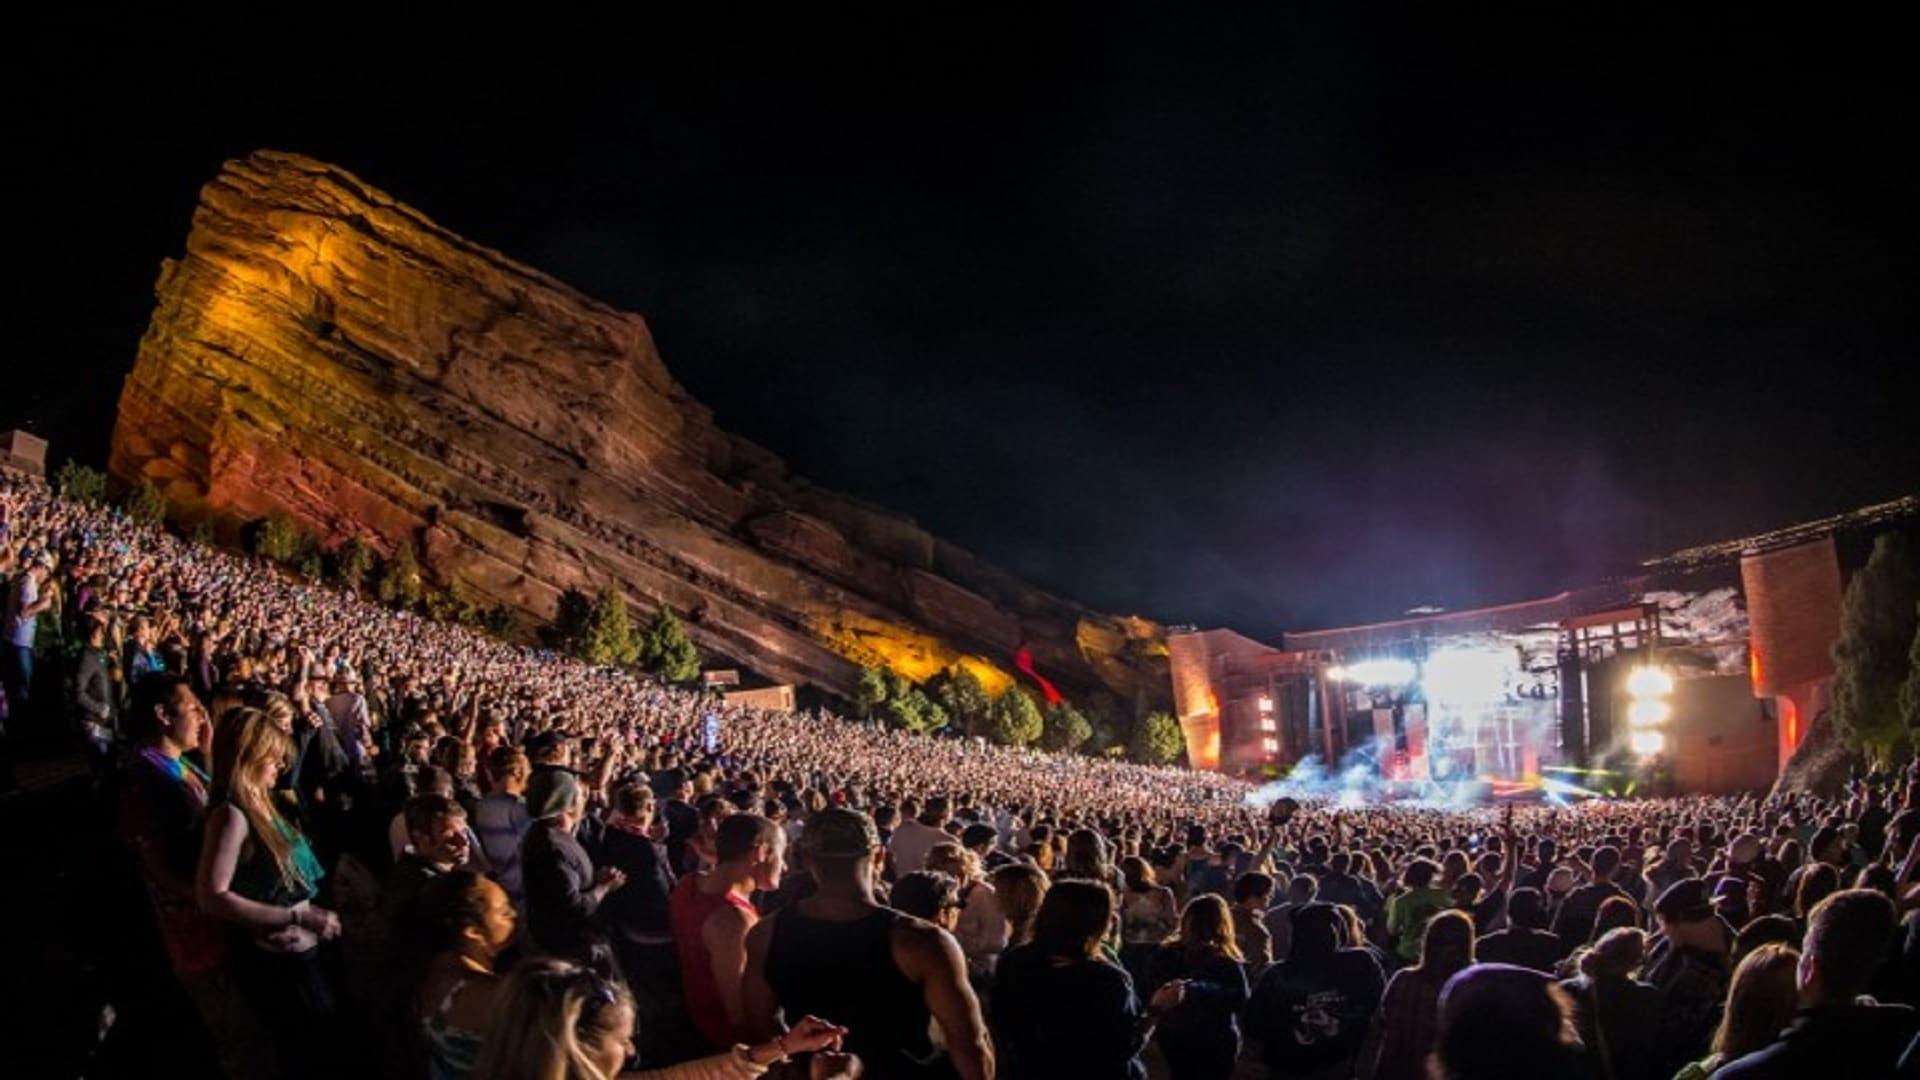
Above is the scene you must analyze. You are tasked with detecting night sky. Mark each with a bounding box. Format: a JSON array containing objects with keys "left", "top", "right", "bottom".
[{"left": 15, "top": 13, "right": 1914, "bottom": 640}]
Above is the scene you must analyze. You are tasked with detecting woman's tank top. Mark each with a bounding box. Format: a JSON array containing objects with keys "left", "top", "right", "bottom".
[{"left": 765, "top": 906, "right": 949, "bottom": 1078}]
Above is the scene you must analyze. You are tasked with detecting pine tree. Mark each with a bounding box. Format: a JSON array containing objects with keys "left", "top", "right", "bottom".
[
  {"left": 581, "top": 587, "right": 638, "bottom": 666},
  {"left": 934, "top": 666, "right": 993, "bottom": 735},
  {"left": 254, "top": 511, "right": 303, "bottom": 564},
  {"left": 331, "top": 535, "right": 376, "bottom": 593},
  {"left": 125, "top": 479, "right": 168, "bottom": 526},
  {"left": 989, "top": 689, "right": 1044, "bottom": 748},
  {"left": 1133, "top": 711, "right": 1186, "bottom": 765},
  {"left": 375, "top": 540, "right": 425, "bottom": 609},
  {"left": 853, "top": 666, "right": 890, "bottom": 721},
  {"left": 641, "top": 608, "right": 701, "bottom": 683},
  {"left": 55, "top": 460, "right": 106, "bottom": 505},
  {"left": 1040, "top": 700, "right": 1094, "bottom": 753},
  {"left": 1831, "top": 533, "right": 1920, "bottom": 762}
]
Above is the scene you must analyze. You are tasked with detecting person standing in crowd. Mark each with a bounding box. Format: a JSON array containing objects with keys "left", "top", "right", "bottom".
[
  {"left": 1147, "top": 894, "right": 1249, "bottom": 1080},
  {"left": 888, "top": 794, "right": 952, "bottom": 877},
  {"left": 990, "top": 862, "right": 1048, "bottom": 952},
  {"left": 1119, "top": 854, "right": 1180, "bottom": 989},
  {"left": 1431, "top": 963, "right": 1585, "bottom": 1080},
  {"left": 1474, "top": 887, "right": 1559, "bottom": 973},
  {"left": 1642, "top": 878, "right": 1733, "bottom": 1072},
  {"left": 991, "top": 879, "right": 1185, "bottom": 1080},
  {"left": 599, "top": 780, "right": 685, "bottom": 1060},
  {"left": 1246, "top": 901, "right": 1386, "bottom": 1080},
  {"left": 73, "top": 614, "right": 116, "bottom": 770},
  {"left": 1386, "top": 858, "right": 1450, "bottom": 964},
  {"left": 5, "top": 552, "right": 52, "bottom": 720},
  {"left": 671, "top": 813, "right": 786, "bottom": 1051},
  {"left": 195, "top": 705, "right": 343, "bottom": 1079},
  {"left": 474, "top": 958, "right": 857, "bottom": 1080},
  {"left": 403, "top": 870, "right": 517, "bottom": 1080},
  {"left": 1716, "top": 889, "right": 1918, "bottom": 1078},
  {"left": 387, "top": 792, "right": 477, "bottom": 920},
  {"left": 472, "top": 746, "right": 533, "bottom": 907},
  {"left": 1362, "top": 908, "right": 1475, "bottom": 1080},
  {"left": 1673, "top": 942, "right": 1800, "bottom": 1080},
  {"left": 1264, "top": 872, "right": 1317, "bottom": 964},
  {"left": 744, "top": 808, "right": 993, "bottom": 1079},
  {"left": 1556, "top": 927, "right": 1661, "bottom": 1079},
  {"left": 926, "top": 842, "right": 1008, "bottom": 982},
  {"left": 1228, "top": 872, "right": 1275, "bottom": 970},
  {"left": 522, "top": 765, "right": 625, "bottom": 964},
  {"left": 1550, "top": 845, "right": 1630, "bottom": 960}
]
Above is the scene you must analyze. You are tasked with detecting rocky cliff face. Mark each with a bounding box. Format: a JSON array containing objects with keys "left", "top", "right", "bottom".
[{"left": 111, "top": 151, "right": 1168, "bottom": 705}]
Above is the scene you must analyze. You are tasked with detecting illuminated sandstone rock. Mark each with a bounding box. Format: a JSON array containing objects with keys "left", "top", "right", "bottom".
[{"left": 111, "top": 150, "right": 1168, "bottom": 705}]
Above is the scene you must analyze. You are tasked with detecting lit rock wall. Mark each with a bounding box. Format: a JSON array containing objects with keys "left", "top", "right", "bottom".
[{"left": 110, "top": 151, "right": 1168, "bottom": 704}]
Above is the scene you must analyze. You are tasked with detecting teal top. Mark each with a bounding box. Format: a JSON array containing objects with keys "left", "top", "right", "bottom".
[{"left": 228, "top": 806, "right": 323, "bottom": 908}]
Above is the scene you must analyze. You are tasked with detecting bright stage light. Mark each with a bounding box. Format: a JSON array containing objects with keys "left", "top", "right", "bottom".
[
  {"left": 1421, "top": 647, "right": 1513, "bottom": 708},
  {"left": 1627, "top": 700, "right": 1671, "bottom": 728},
  {"left": 1325, "top": 666, "right": 1348, "bottom": 682},
  {"left": 1627, "top": 666, "right": 1674, "bottom": 698},
  {"left": 1341, "top": 658, "right": 1417, "bottom": 686},
  {"left": 1630, "top": 730, "right": 1666, "bottom": 756}
]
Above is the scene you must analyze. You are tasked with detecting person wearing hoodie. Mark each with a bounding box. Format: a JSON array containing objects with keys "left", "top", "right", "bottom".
[
  {"left": 1716, "top": 889, "right": 1918, "bottom": 1079},
  {"left": 1244, "top": 901, "right": 1385, "bottom": 1080}
]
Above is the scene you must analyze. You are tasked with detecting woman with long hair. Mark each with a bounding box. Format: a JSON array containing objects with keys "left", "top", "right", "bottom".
[
  {"left": 1557, "top": 927, "right": 1661, "bottom": 1080},
  {"left": 472, "top": 957, "right": 852, "bottom": 1080},
  {"left": 927, "top": 841, "right": 1008, "bottom": 980},
  {"left": 401, "top": 870, "right": 517, "bottom": 1080},
  {"left": 1672, "top": 943, "right": 1800, "bottom": 1080},
  {"left": 990, "top": 862, "right": 1049, "bottom": 950},
  {"left": 990, "top": 880, "right": 1186, "bottom": 1079},
  {"left": 195, "top": 705, "right": 343, "bottom": 1079},
  {"left": 1433, "top": 964, "right": 1583, "bottom": 1080},
  {"left": 1058, "top": 828, "right": 1124, "bottom": 892},
  {"left": 1362, "top": 909, "right": 1475, "bottom": 1080},
  {"left": 1148, "top": 894, "right": 1250, "bottom": 1080},
  {"left": 1118, "top": 855, "right": 1179, "bottom": 990}
]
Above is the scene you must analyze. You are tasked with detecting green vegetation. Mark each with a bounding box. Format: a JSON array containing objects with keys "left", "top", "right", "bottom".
[
  {"left": 54, "top": 461, "right": 107, "bottom": 506},
  {"left": 1133, "top": 711, "right": 1186, "bottom": 766},
  {"left": 1831, "top": 532, "right": 1920, "bottom": 762}
]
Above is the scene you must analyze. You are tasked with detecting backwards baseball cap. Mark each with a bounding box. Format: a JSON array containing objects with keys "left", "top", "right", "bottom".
[{"left": 801, "top": 807, "right": 880, "bottom": 859}]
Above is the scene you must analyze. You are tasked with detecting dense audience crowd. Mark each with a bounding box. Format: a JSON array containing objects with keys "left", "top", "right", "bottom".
[{"left": 4, "top": 469, "right": 1919, "bottom": 1079}]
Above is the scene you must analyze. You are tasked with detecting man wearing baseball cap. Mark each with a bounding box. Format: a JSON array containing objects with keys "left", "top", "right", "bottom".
[{"left": 743, "top": 808, "right": 993, "bottom": 1079}]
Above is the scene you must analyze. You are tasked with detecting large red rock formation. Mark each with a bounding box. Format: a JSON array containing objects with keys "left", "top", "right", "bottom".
[{"left": 111, "top": 151, "right": 1168, "bottom": 704}]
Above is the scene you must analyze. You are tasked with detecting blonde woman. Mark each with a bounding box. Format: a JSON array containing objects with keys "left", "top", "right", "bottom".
[
  {"left": 927, "top": 841, "right": 1009, "bottom": 979},
  {"left": 472, "top": 958, "right": 854, "bottom": 1080},
  {"left": 196, "top": 705, "right": 342, "bottom": 1078},
  {"left": 989, "top": 862, "right": 1049, "bottom": 950}
]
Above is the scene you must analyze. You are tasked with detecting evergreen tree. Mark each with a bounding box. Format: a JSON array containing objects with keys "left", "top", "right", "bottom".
[
  {"left": 481, "top": 603, "right": 520, "bottom": 641},
  {"left": 331, "top": 535, "right": 376, "bottom": 593},
  {"left": 989, "top": 689, "right": 1044, "bottom": 748},
  {"left": 54, "top": 460, "right": 106, "bottom": 506},
  {"left": 125, "top": 479, "right": 168, "bottom": 527},
  {"left": 580, "top": 587, "right": 639, "bottom": 666},
  {"left": 375, "top": 540, "right": 425, "bottom": 609},
  {"left": 553, "top": 586, "right": 594, "bottom": 649},
  {"left": 1040, "top": 700, "right": 1094, "bottom": 753},
  {"left": 639, "top": 608, "right": 701, "bottom": 683},
  {"left": 1133, "top": 711, "right": 1186, "bottom": 766},
  {"left": 1831, "top": 533, "right": 1920, "bottom": 762},
  {"left": 933, "top": 666, "right": 993, "bottom": 736},
  {"left": 253, "top": 511, "right": 303, "bottom": 564},
  {"left": 853, "top": 666, "right": 890, "bottom": 721},
  {"left": 188, "top": 519, "right": 215, "bottom": 546}
]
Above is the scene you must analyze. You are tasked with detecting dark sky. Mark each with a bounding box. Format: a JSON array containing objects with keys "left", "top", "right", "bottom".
[{"left": 15, "top": 12, "right": 1915, "bottom": 640}]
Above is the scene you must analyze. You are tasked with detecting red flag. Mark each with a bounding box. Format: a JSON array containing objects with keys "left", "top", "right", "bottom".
[{"left": 1012, "top": 644, "right": 1063, "bottom": 705}]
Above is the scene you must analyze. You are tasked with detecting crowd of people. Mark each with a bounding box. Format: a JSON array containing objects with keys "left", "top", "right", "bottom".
[{"left": 4, "top": 468, "right": 1919, "bottom": 1079}]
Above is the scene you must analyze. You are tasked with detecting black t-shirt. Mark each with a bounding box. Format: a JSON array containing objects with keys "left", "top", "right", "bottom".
[
  {"left": 992, "top": 945, "right": 1148, "bottom": 1080},
  {"left": 1245, "top": 947, "right": 1386, "bottom": 1073}
]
